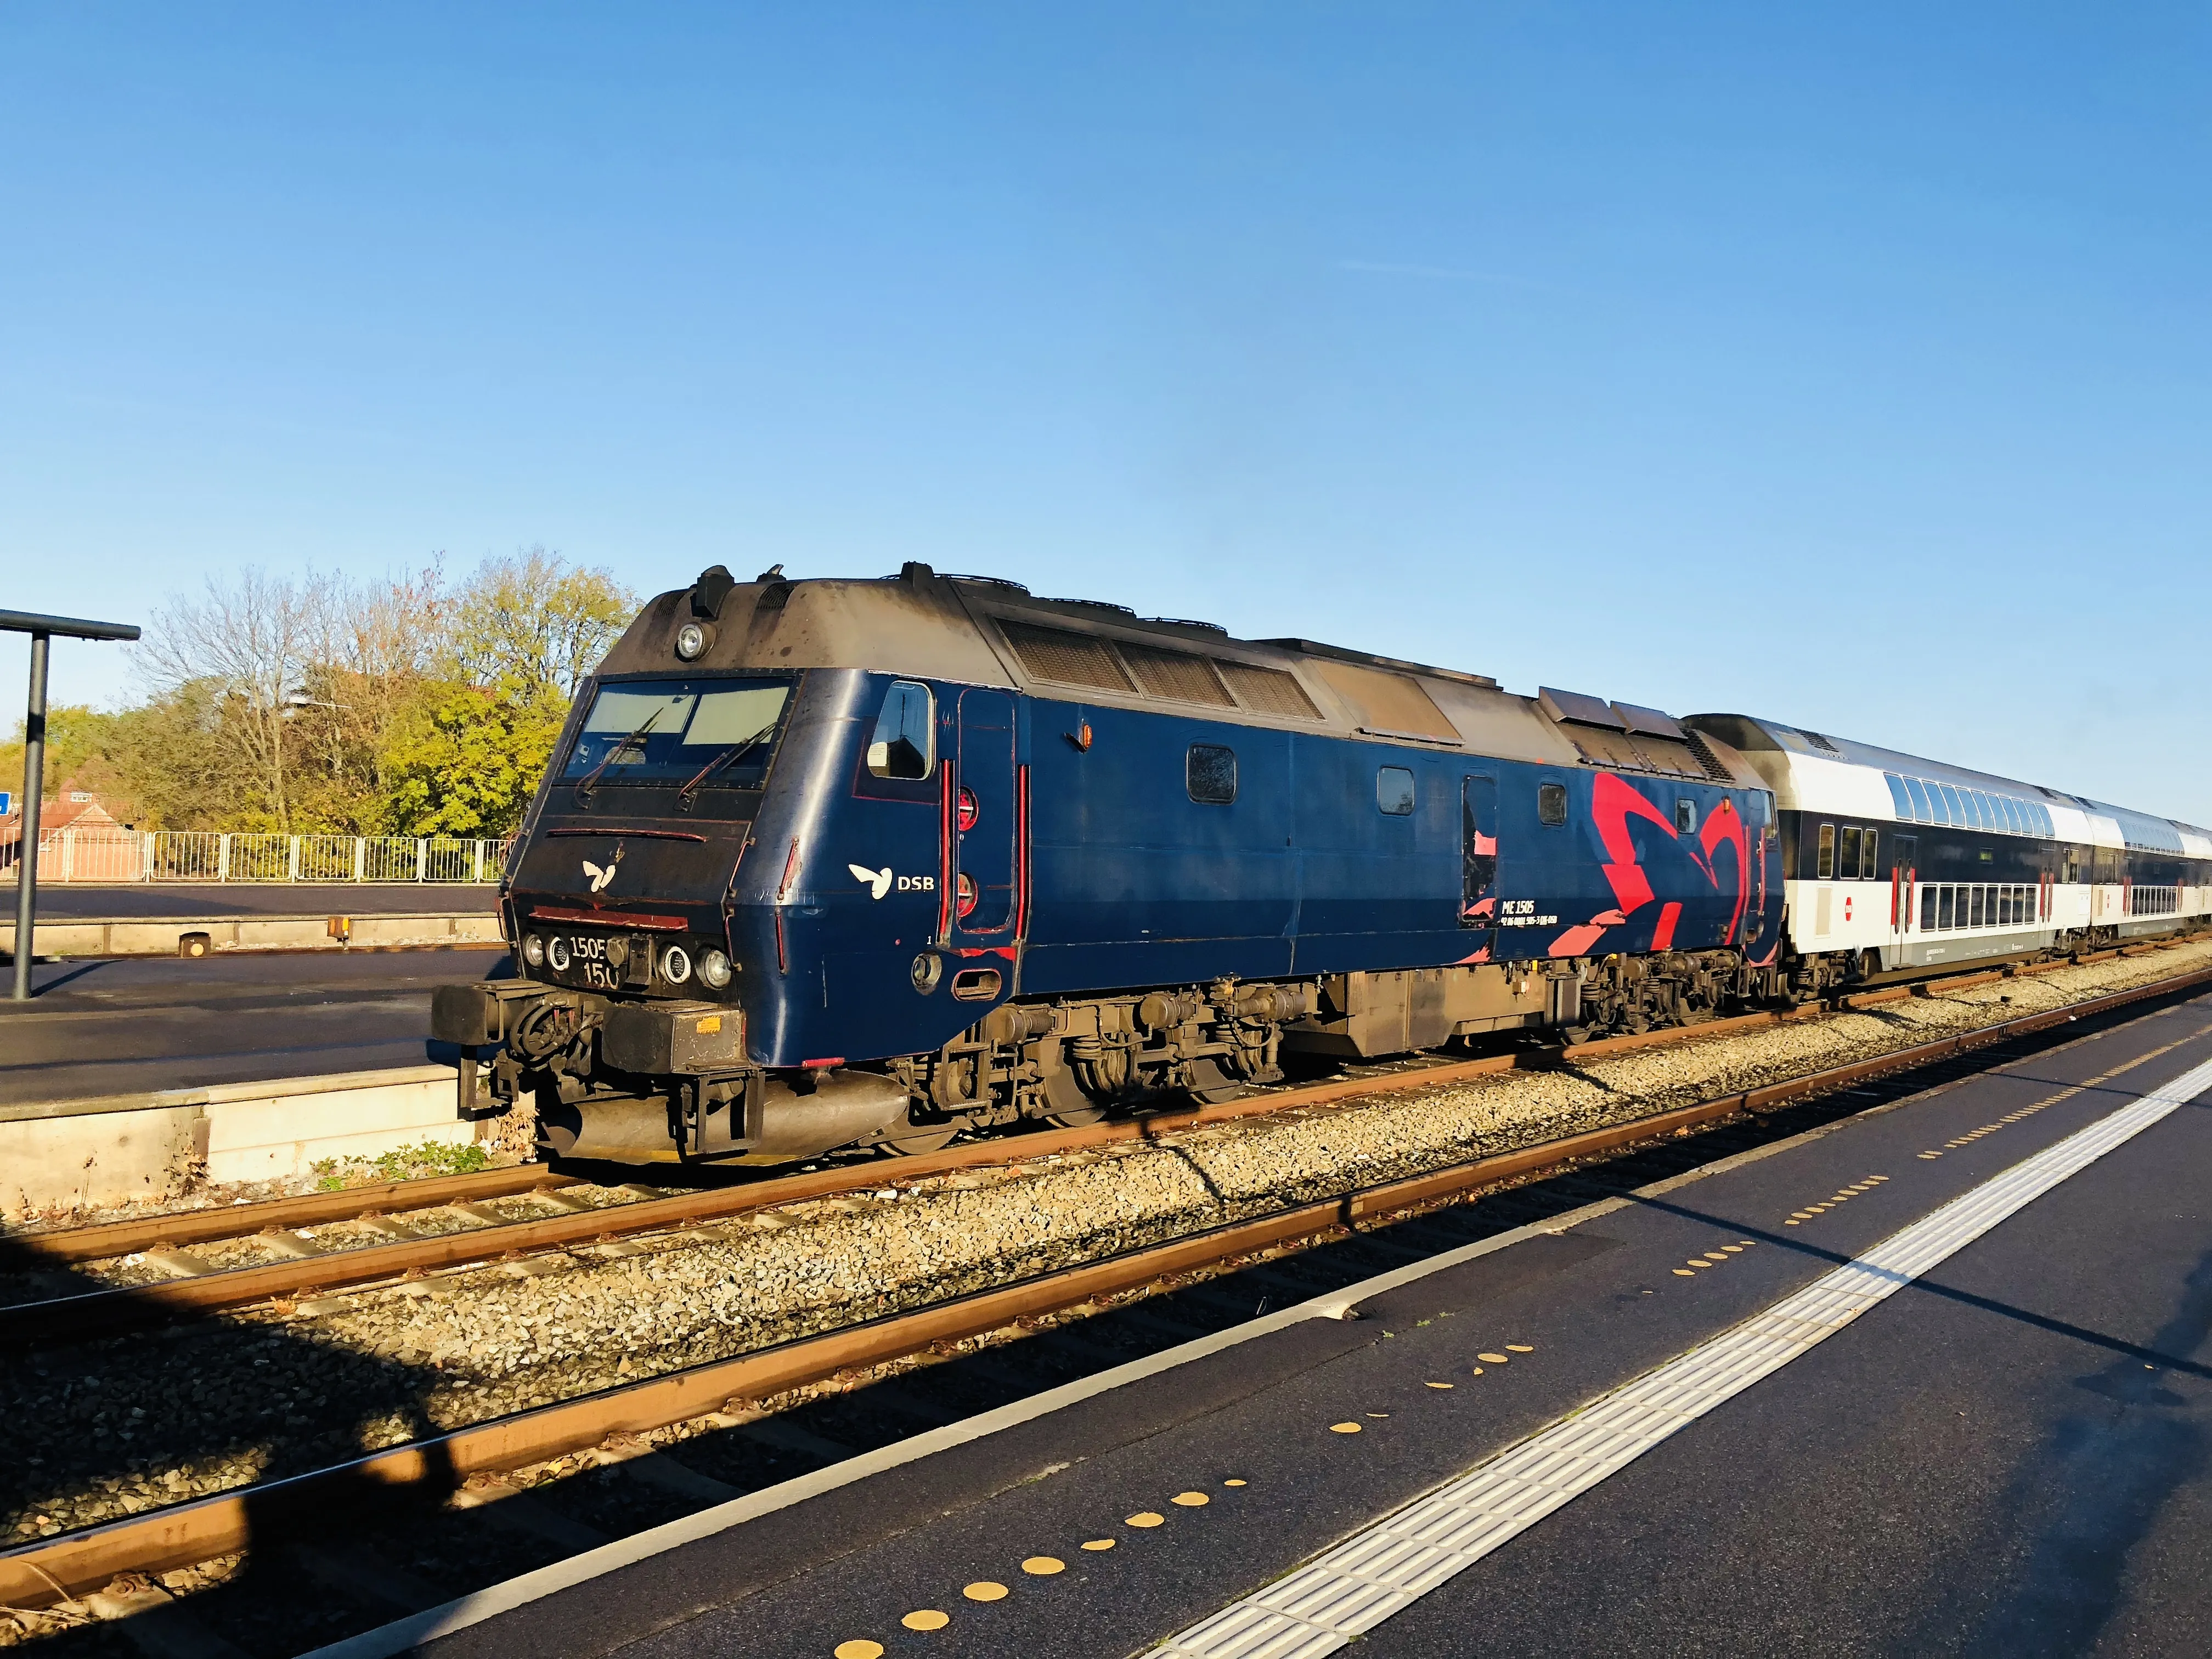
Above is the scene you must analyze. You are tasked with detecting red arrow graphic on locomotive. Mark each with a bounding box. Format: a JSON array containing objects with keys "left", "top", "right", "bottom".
[{"left": 1547, "top": 773, "right": 1759, "bottom": 960}]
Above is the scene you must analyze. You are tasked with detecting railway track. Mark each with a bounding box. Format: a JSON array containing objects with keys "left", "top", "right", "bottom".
[
  {"left": 0, "top": 946, "right": 2166, "bottom": 1352},
  {"left": 3, "top": 945, "right": 2208, "bottom": 1644}
]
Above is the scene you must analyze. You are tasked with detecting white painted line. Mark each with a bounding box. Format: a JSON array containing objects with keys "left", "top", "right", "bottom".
[{"left": 1158, "top": 1054, "right": 2212, "bottom": 1659}]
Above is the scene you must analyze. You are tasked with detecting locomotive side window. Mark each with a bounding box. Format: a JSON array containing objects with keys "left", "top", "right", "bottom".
[
  {"left": 866, "top": 680, "right": 935, "bottom": 780},
  {"left": 1376, "top": 766, "right": 1416, "bottom": 816},
  {"left": 1187, "top": 743, "right": 1238, "bottom": 805},
  {"left": 1816, "top": 823, "right": 1836, "bottom": 880},
  {"left": 1675, "top": 799, "right": 1696, "bottom": 834},
  {"left": 1538, "top": 782, "right": 1568, "bottom": 826}
]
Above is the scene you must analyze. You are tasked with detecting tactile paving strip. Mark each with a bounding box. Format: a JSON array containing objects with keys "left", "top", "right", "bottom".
[{"left": 1160, "top": 1054, "right": 2212, "bottom": 1658}]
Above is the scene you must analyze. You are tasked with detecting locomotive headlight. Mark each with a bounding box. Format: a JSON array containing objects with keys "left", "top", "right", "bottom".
[
  {"left": 522, "top": 934, "right": 546, "bottom": 967},
  {"left": 546, "top": 936, "right": 571, "bottom": 972},
  {"left": 675, "top": 620, "right": 710, "bottom": 661},
  {"left": 660, "top": 944, "right": 693, "bottom": 985},
  {"left": 698, "top": 949, "right": 732, "bottom": 989}
]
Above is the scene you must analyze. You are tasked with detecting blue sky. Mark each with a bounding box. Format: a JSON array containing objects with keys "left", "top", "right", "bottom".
[{"left": 3, "top": 4, "right": 2207, "bottom": 819}]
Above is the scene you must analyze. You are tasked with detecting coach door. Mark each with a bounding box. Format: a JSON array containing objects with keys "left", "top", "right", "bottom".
[
  {"left": 1461, "top": 775, "right": 1499, "bottom": 954},
  {"left": 1891, "top": 834, "right": 1916, "bottom": 960},
  {"left": 949, "top": 689, "right": 1019, "bottom": 944}
]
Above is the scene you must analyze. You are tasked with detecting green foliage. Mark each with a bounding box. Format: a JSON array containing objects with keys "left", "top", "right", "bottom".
[
  {"left": 312, "top": 1138, "right": 493, "bottom": 1190},
  {"left": 376, "top": 676, "right": 568, "bottom": 836}
]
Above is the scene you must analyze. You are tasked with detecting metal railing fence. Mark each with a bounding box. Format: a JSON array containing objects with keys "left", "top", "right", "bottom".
[{"left": 0, "top": 827, "right": 513, "bottom": 884}]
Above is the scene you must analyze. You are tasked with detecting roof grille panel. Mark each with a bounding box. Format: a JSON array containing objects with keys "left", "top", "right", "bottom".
[
  {"left": 1681, "top": 730, "right": 1733, "bottom": 782},
  {"left": 1119, "top": 642, "right": 1234, "bottom": 706},
  {"left": 998, "top": 621, "right": 1137, "bottom": 692},
  {"left": 1217, "top": 661, "right": 1323, "bottom": 720}
]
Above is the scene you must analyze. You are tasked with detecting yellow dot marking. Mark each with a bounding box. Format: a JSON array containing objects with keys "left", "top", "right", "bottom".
[
  {"left": 1685, "top": 1260, "right": 1709, "bottom": 1268},
  {"left": 1172, "top": 1491, "right": 1209, "bottom": 1507},
  {"left": 1470, "top": 1365, "right": 1485, "bottom": 1374},
  {"left": 1721, "top": 1245, "right": 1744, "bottom": 1254},
  {"left": 1425, "top": 1381, "right": 1454, "bottom": 1389},
  {"left": 1506, "top": 1344, "right": 1535, "bottom": 1352},
  {"left": 1785, "top": 1220, "right": 1801, "bottom": 1226},
  {"left": 902, "top": 1610, "right": 950, "bottom": 1631},
  {"left": 1023, "top": 1556, "right": 1065, "bottom": 1575},
  {"left": 1224, "top": 1479, "right": 1247, "bottom": 1487},
  {"left": 963, "top": 1581, "right": 1008, "bottom": 1602},
  {"left": 836, "top": 1644, "right": 885, "bottom": 1659},
  {"left": 1478, "top": 1352, "right": 1509, "bottom": 1364},
  {"left": 1128, "top": 1511, "right": 1166, "bottom": 1526},
  {"left": 1673, "top": 1268, "right": 1696, "bottom": 1276},
  {"left": 1738, "top": 1240, "right": 1756, "bottom": 1246},
  {"left": 1081, "top": 1538, "right": 1116, "bottom": 1551},
  {"left": 1329, "top": 1422, "right": 1362, "bottom": 1434}
]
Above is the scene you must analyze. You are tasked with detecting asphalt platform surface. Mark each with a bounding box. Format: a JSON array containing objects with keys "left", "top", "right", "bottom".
[
  {"left": 424, "top": 991, "right": 2212, "bottom": 1659},
  {"left": 0, "top": 949, "right": 509, "bottom": 1104}
]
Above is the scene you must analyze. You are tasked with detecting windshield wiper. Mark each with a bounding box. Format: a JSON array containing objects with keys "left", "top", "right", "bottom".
[
  {"left": 573, "top": 708, "right": 665, "bottom": 805},
  {"left": 675, "top": 726, "right": 774, "bottom": 809}
]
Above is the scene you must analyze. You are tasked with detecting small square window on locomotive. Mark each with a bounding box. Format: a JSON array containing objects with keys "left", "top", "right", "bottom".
[
  {"left": 1538, "top": 782, "right": 1568, "bottom": 826},
  {"left": 1376, "top": 766, "right": 1415, "bottom": 816},
  {"left": 1187, "top": 743, "right": 1238, "bottom": 805},
  {"left": 866, "top": 680, "right": 935, "bottom": 779},
  {"left": 1675, "top": 799, "right": 1697, "bottom": 834}
]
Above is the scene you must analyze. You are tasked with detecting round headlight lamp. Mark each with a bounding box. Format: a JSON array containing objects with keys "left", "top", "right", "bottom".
[
  {"left": 546, "top": 936, "right": 571, "bottom": 972},
  {"left": 522, "top": 934, "right": 546, "bottom": 967},
  {"left": 674, "top": 620, "right": 711, "bottom": 661},
  {"left": 659, "top": 944, "right": 693, "bottom": 985},
  {"left": 699, "top": 949, "right": 732, "bottom": 989}
]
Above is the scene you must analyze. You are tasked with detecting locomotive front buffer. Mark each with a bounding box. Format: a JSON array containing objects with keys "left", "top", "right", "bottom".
[{"left": 431, "top": 980, "right": 911, "bottom": 1164}]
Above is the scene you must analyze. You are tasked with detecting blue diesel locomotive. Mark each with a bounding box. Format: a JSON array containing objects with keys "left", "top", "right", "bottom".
[{"left": 430, "top": 565, "right": 2207, "bottom": 1165}]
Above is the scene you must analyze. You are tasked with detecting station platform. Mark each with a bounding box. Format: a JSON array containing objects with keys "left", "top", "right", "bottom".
[{"left": 381, "top": 990, "right": 2212, "bottom": 1659}]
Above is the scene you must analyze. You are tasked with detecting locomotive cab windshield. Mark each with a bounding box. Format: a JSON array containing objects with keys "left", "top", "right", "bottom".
[{"left": 563, "top": 675, "right": 793, "bottom": 799}]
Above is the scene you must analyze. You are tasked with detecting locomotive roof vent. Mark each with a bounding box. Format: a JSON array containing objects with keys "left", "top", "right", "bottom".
[
  {"left": 1610, "top": 701, "right": 1687, "bottom": 741},
  {"left": 1537, "top": 686, "right": 1626, "bottom": 729}
]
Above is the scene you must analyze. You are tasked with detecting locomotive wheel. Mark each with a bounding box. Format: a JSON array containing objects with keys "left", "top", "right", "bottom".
[
  {"left": 1183, "top": 1057, "right": 1249, "bottom": 1105},
  {"left": 878, "top": 1122, "right": 961, "bottom": 1155},
  {"left": 1039, "top": 1065, "right": 1107, "bottom": 1128}
]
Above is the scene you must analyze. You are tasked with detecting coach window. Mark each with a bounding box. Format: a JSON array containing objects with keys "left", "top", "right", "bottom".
[
  {"left": 1839, "top": 826, "right": 1860, "bottom": 878},
  {"left": 1187, "top": 743, "right": 1238, "bottom": 805},
  {"left": 1376, "top": 766, "right": 1416, "bottom": 816},
  {"left": 1861, "top": 828, "right": 1878, "bottom": 879},
  {"left": 1903, "top": 777, "right": 1933, "bottom": 822},
  {"left": 1675, "top": 799, "right": 1696, "bottom": 834},
  {"left": 866, "top": 681, "right": 934, "bottom": 780},
  {"left": 1816, "top": 822, "right": 1836, "bottom": 880}
]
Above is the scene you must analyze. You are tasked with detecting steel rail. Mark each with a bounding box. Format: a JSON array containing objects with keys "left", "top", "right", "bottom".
[
  {"left": 0, "top": 947, "right": 2138, "bottom": 1269},
  {"left": 5, "top": 951, "right": 2209, "bottom": 1608},
  {"left": 9, "top": 1169, "right": 585, "bottom": 1266},
  {"left": 0, "top": 946, "right": 2180, "bottom": 1347}
]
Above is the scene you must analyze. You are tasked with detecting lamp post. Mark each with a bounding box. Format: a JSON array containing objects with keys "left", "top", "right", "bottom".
[{"left": 4, "top": 609, "right": 140, "bottom": 1001}]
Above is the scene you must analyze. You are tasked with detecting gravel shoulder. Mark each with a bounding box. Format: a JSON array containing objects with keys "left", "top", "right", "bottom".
[{"left": 7, "top": 939, "right": 2209, "bottom": 1548}]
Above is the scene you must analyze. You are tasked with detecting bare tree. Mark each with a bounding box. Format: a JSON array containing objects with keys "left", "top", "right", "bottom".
[
  {"left": 454, "top": 546, "right": 634, "bottom": 703},
  {"left": 138, "top": 570, "right": 334, "bottom": 830}
]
